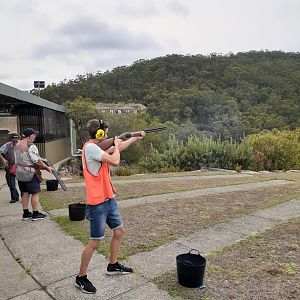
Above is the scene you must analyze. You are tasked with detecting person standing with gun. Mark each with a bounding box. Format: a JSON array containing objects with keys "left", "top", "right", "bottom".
[
  {"left": 75, "top": 119, "right": 145, "bottom": 294},
  {"left": 15, "top": 128, "right": 54, "bottom": 220}
]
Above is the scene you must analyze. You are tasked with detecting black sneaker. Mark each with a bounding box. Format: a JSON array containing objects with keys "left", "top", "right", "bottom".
[
  {"left": 75, "top": 275, "right": 97, "bottom": 294},
  {"left": 106, "top": 262, "right": 133, "bottom": 275},
  {"left": 22, "top": 211, "right": 33, "bottom": 220},
  {"left": 32, "top": 212, "right": 46, "bottom": 221},
  {"left": 10, "top": 198, "right": 19, "bottom": 203}
]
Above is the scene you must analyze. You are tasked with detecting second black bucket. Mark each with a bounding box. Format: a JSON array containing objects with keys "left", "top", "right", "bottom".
[
  {"left": 68, "top": 203, "right": 86, "bottom": 221},
  {"left": 176, "top": 249, "right": 206, "bottom": 288},
  {"left": 46, "top": 179, "right": 58, "bottom": 191}
]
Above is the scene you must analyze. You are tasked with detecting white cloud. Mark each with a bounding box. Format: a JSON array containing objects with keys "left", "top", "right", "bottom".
[
  {"left": 166, "top": 0, "right": 189, "bottom": 16},
  {"left": 0, "top": 0, "right": 299, "bottom": 90}
]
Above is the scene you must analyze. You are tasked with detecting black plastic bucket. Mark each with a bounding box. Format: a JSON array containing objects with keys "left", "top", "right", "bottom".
[
  {"left": 46, "top": 179, "right": 58, "bottom": 191},
  {"left": 176, "top": 249, "right": 206, "bottom": 288},
  {"left": 68, "top": 203, "right": 86, "bottom": 221}
]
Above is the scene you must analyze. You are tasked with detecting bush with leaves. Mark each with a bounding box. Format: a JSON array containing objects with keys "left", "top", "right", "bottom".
[
  {"left": 139, "top": 136, "right": 254, "bottom": 172},
  {"left": 245, "top": 129, "right": 300, "bottom": 171}
]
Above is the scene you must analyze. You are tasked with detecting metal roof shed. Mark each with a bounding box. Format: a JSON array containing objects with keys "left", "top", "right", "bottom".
[{"left": 0, "top": 82, "right": 75, "bottom": 163}]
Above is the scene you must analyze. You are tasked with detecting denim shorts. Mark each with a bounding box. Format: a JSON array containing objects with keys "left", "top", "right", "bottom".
[{"left": 86, "top": 198, "right": 123, "bottom": 240}]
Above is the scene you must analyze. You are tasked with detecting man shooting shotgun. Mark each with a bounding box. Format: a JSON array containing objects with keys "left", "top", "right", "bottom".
[{"left": 75, "top": 119, "right": 145, "bottom": 294}]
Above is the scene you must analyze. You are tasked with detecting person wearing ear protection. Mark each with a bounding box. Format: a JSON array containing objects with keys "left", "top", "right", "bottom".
[{"left": 75, "top": 119, "right": 145, "bottom": 294}]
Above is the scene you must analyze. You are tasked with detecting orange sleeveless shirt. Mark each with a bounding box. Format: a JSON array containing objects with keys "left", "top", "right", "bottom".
[{"left": 82, "top": 142, "right": 115, "bottom": 205}]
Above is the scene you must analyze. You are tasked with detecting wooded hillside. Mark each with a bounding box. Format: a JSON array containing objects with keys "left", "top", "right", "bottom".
[{"left": 39, "top": 51, "right": 300, "bottom": 139}]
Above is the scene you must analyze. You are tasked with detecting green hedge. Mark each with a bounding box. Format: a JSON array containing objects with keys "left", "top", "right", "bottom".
[{"left": 138, "top": 129, "right": 300, "bottom": 172}]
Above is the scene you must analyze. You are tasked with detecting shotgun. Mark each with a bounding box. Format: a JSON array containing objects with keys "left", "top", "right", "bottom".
[
  {"left": 99, "top": 126, "right": 167, "bottom": 150},
  {"left": 42, "top": 158, "right": 67, "bottom": 191}
]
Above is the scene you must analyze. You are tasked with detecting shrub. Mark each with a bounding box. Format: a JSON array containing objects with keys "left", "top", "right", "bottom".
[
  {"left": 138, "top": 129, "right": 300, "bottom": 172},
  {"left": 245, "top": 129, "right": 300, "bottom": 171},
  {"left": 235, "top": 164, "right": 242, "bottom": 173},
  {"left": 114, "top": 166, "right": 134, "bottom": 176}
]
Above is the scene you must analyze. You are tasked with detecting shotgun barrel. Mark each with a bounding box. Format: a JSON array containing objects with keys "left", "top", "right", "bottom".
[
  {"left": 144, "top": 126, "right": 167, "bottom": 133},
  {"left": 118, "top": 126, "right": 167, "bottom": 140},
  {"left": 42, "top": 159, "right": 67, "bottom": 191}
]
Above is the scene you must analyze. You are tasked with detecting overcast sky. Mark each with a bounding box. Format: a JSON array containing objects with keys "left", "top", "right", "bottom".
[{"left": 1, "top": 0, "right": 299, "bottom": 90}]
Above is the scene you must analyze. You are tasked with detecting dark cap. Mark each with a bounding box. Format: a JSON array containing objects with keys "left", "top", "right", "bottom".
[
  {"left": 8, "top": 132, "right": 21, "bottom": 139},
  {"left": 22, "top": 128, "right": 39, "bottom": 138}
]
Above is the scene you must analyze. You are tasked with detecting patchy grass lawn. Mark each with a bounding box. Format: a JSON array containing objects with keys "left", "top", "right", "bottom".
[
  {"left": 40, "top": 173, "right": 286, "bottom": 211},
  {"left": 153, "top": 217, "right": 300, "bottom": 300},
  {"left": 52, "top": 183, "right": 300, "bottom": 260}
]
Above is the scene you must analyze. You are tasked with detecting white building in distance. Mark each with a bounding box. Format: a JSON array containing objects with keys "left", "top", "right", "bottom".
[{"left": 96, "top": 102, "right": 146, "bottom": 114}]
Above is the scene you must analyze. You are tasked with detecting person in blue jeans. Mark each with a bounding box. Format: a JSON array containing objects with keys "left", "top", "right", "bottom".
[
  {"left": 0, "top": 132, "right": 20, "bottom": 203},
  {"left": 75, "top": 119, "right": 145, "bottom": 294}
]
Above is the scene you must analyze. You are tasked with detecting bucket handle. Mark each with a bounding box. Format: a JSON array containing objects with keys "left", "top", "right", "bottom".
[
  {"left": 183, "top": 260, "right": 198, "bottom": 267},
  {"left": 189, "top": 249, "right": 201, "bottom": 256}
]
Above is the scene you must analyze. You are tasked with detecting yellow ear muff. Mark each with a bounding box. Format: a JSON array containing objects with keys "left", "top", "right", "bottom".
[{"left": 95, "top": 129, "right": 105, "bottom": 140}]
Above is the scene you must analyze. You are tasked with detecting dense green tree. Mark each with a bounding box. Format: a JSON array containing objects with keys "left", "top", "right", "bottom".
[{"left": 65, "top": 97, "right": 100, "bottom": 146}]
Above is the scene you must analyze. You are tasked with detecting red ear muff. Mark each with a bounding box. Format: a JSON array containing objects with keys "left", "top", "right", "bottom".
[{"left": 95, "top": 129, "right": 105, "bottom": 140}]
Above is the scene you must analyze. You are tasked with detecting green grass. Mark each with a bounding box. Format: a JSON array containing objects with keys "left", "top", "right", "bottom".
[
  {"left": 39, "top": 191, "right": 56, "bottom": 211},
  {"left": 281, "top": 262, "right": 297, "bottom": 276}
]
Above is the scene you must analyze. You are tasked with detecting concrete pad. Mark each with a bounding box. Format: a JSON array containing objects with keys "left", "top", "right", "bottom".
[
  {"left": 10, "top": 289, "right": 53, "bottom": 300},
  {"left": 113, "top": 282, "right": 174, "bottom": 300},
  {"left": 0, "top": 204, "right": 22, "bottom": 218},
  {"left": 254, "top": 199, "right": 300, "bottom": 221},
  {"left": 281, "top": 198, "right": 300, "bottom": 208},
  {"left": 0, "top": 239, "right": 39, "bottom": 300},
  {"left": 178, "top": 226, "right": 244, "bottom": 256},
  {"left": 0, "top": 189, "right": 22, "bottom": 217},
  {"left": 213, "top": 215, "right": 277, "bottom": 236},
  {"left": 47, "top": 268, "right": 147, "bottom": 300},
  {"left": 123, "top": 242, "right": 191, "bottom": 280},
  {"left": 0, "top": 217, "right": 62, "bottom": 241},
  {"left": 1, "top": 218, "right": 107, "bottom": 286},
  {"left": 0, "top": 214, "right": 22, "bottom": 229}
]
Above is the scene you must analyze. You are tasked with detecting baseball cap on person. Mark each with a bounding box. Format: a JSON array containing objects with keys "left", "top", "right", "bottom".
[{"left": 22, "top": 128, "right": 39, "bottom": 138}]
